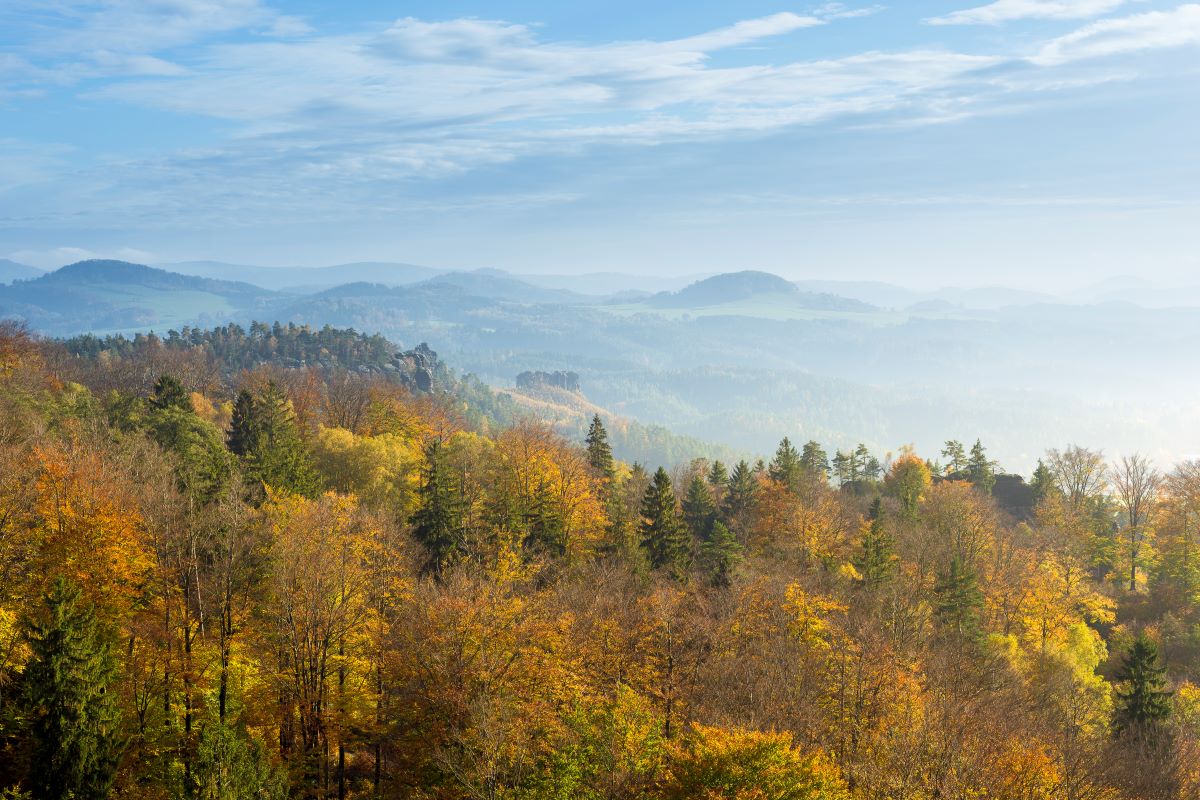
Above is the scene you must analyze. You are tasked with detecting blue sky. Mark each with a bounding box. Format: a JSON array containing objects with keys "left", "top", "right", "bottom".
[{"left": 1, "top": 0, "right": 1198, "bottom": 286}]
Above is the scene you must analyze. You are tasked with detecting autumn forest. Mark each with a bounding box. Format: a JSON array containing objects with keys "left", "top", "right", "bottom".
[{"left": 2, "top": 319, "right": 1200, "bottom": 800}]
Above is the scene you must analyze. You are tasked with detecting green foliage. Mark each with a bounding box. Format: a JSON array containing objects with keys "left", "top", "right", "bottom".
[
  {"left": 698, "top": 521, "right": 742, "bottom": 588},
  {"left": 585, "top": 415, "right": 615, "bottom": 481},
  {"left": 769, "top": 437, "right": 803, "bottom": 492},
  {"left": 227, "top": 383, "right": 321, "bottom": 498},
  {"left": 411, "top": 440, "right": 466, "bottom": 578},
  {"left": 967, "top": 439, "right": 997, "bottom": 495},
  {"left": 682, "top": 474, "right": 716, "bottom": 539},
  {"left": 21, "top": 576, "right": 123, "bottom": 800},
  {"left": 640, "top": 468, "right": 690, "bottom": 578},
  {"left": 1113, "top": 633, "right": 1172, "bottom": 737},
  {"left": 853, "top": 500, "right": 896, "bottom": 589},
  {"left": 191, "top": 721, "right": 288, "bottom": 800},
  {"left": 934, "top": 556, "right": 984, "bottom": 642},
  {"left": 799, "top": 441, "right": 830, "bottom": 483}
]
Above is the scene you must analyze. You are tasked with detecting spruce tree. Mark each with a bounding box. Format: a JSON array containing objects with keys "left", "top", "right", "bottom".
[
  {"left": 22, "top": 576, "right": 123, "bottom": 800},
  {"left": 722, "top": 460, "right": 756, "bottom": 532},
  {"left": 967, "top": 440, "right": 997, "bottom": 495},
  {"left": 768, "top": 437, "right": 803, "bottom": 491},
  {"left": 698, "top": 521, "right": 742, "bottom": 588},
  {"left": 1113, "top": 633, "right": 1172, "bottom": 738},
  {"left": 585, "top": 414, "right": 615, "bottom": 480},
  {"left": 682, "top": 474, "right": 716, "bottom": 540},
  {"left": 411, "top": 441, "right": 465, "bottom": 578},
  {"left": 227, "top": 382, "right": 321, "bottom": 498},
  {"left": 934, "top": 556, "right": 984, "bottom": 641},
  {"left": 1030, "top": 459, "right": 1057, "bottom": 503},
  {"left": 854, "top": 499, "right": 896, "bottom": 589},
  {"left": 149, "top": 374, "right": 190, "bottom": 411},
  {"left": 707, "top": 460, "right": 728, "bottom": 489},
  {"left": 640, "top": 468, "right": 690, "bottom": 578}
]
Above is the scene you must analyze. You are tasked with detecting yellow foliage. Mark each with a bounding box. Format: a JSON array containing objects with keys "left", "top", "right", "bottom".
[{"left": 783, "top": 583, "right": 847, "bottom": 651}]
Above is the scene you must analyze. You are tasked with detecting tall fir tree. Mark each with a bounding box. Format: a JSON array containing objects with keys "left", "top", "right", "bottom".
[
  {"left": 411, "top": 440, "right": 465, "bottom": 578},
  {"left": 640, "top": 468, "right": 690, "bottom": 578},
  {"left": 722, "top": 460, "right": 756, "bottom": 533},
  {"left": 227, "top": 382, "right": 321, "bottom": 498},
  {"left": 1029, "top": 459, "right": 1057, "bottom": 503},
  {"left": 1113, "top": 633, "right": 1172, "bottom": 738},
  {"left": 682, "top": 474, "right": 717, "bottom": 540},
  {"left": 585, "top": 414, "right": 615, "bottom": 481},
  {"left": 697, "top": 521, "right": 742, "bottom": 588},
  {"left": 22, "top": 576, "right": 123, "bottom": 800},
  {"left": 854, "top": 499, "right": 896, "bottom": 589},
  {"left": 934, "top": 556, "right": 984, "bottom": 641},
  {"left": 967, "top": 439, "right": 997, "bottom": 495},
  {"left": 768, "top": 437, "right": 803, "bottom": 491}
]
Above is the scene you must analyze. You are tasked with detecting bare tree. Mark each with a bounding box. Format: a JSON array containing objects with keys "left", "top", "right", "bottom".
[
  {"left": 1046, "top": 445, "right": 1107, "bottom": 512},
  {"left": 1110, "top": 454, "right": 1162, "bottom": 591}
]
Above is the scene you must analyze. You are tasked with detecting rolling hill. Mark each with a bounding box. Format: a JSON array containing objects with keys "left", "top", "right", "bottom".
[{"left": 0, "top": 259, "right": 42, "bottom": 284}]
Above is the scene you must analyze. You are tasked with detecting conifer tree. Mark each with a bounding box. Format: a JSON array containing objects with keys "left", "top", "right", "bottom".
[
  {"left": 1029, "top": 458, "right": 1057, "bottom": 502},
  {"left": 698, "top": 521, "right": 742, "bottom": 588},
  {"left": 941, "top": 440, "right": 967, "bottom": 474},
  {"left": 707, "top": 460, "right": 728, "bottom": 489},
  {"left": 768, "top": 437, "right": 803, "bottom": 491},
  {"left": 640, "top": 468, "right": 690, "bottom": 578},
  {"left": 799, "top": 440, "right": 830, "bottom": 483},
  {"left": 967, "top": 440, "right": 997, "bottom": 495},
  {"left": 682, "top": 474, "right": 716, "bottom": 539},
  {"left": 227, "top": 382, "right": 321, "bottom": 498},
  {"left": 722, "top": 460, "right": 756, "bottom": 532},
  {"left": 149, "top": 374, "right": 190, "bottom": 411},
  {"left": 934, "top": 556, "right": 984, "bottom": 641},
  {"left": 22, "top": 576, "right": 123, "bottom": 800},
  {"left": 1113, "top": 633, "right": 1172, "bottom": 738},
  {"left": 411, "top": 441, "right": 465, "bottom": 578},
  {"left": 854, "top": 499, "right": 896, "bottom": 589},
  {"left": 585, "top": 414, "right": 615, "bottom": 481}
]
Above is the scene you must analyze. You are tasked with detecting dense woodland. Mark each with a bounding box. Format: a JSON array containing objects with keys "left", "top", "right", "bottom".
[{"left": 3, "top": 320, "right": 1200, "bottom": 800}]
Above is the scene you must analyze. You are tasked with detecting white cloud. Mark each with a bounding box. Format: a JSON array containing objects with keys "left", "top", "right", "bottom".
[
  {"left": 928, "top": 0, "right": 1128, "bottom": 25},
  {"left": 1033, "top": 4, "right": 1200, "bottom": 63}
]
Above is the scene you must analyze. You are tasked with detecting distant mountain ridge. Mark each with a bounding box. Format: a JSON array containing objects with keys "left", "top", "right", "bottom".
[
  {"left": 649, "top": 270, "right": 875, "bottom": 312},
  {"left": 0, "top": 259, "right": 43, "bottom": 284}
]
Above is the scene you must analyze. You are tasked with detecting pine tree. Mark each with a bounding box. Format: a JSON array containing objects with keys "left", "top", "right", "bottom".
[
  {"left": 585, "top": 414, "right": 615, "bottom": 480},
  {"left": 768, "top": 437, "right": 803, "bottom": 491},
  {"left": 411, "top": 441, "right": 465, "bottom": 579},
  {"left": 22, "top": 576, "right": 123, "bottom": 800},
  {"left": 854, "top": 500, "right": 896, "bottom": 589},
  {"left": 682, "top": 474, "right": 716, "bottom": 539},
  {"left": 941, "top": 440, "right": 967, "bottom": 475},
  {"left": 934, "top": 556, "right": 984, "bottom": 641},
  {"left": 698, "top": 521, "right": 742, "bottom": 588},
  {"left": 799, "top": 441, "right": 830, "bottom": 483},
  {"left": 640, "top": 468, "right": 690, "bottom": 578},
  {"left": 1113, "top": 633, "right": 1172, "bottom": 738},
  {"left": 967, "top": 440, "right": 997, "bottom": 495}
]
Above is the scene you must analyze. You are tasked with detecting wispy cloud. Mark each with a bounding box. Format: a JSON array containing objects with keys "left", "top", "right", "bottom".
[
  {"left": 1032, "top": 4, "right": 1200, "bottom": 63},
  {"left": 928, "top": 0, "right": 1128, "bottom": 25}
]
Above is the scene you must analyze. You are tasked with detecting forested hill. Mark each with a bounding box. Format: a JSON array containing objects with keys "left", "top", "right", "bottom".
[
  {"left": 57, "top": 321, "right": 735, "bottom": 468},
  {"left": 2, "top": 319, "right": 1199, "bottom": 800}
]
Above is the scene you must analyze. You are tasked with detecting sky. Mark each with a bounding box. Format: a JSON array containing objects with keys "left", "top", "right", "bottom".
[{"left": 1, "top": 0, "right": 1199, "bottom": 287}]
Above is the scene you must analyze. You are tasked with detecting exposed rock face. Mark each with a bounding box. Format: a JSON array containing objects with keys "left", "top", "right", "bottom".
[
  {"left": 394, "top": 342, "right": 439, "bottom": 393},
  {"left": 516, "top": 370, "right": 580, "bottom": 393}
]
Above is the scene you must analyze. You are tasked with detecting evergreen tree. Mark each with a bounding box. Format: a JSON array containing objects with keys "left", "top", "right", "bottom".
[
  {"left": 768, "top": 437, "right": 803, "bottom": 491},
  {"left": 640, "top": 468, "right": 690, "bottom": 578},
  {"left": 934, "top": 556, "right": 984, "bottom": 641},
  {"left": 854, "top": 499, "right": 896, "bottom": 589},
  {"left": 697, "top": 521, "right": 742, "bottom": 588},
  {"left": 707, "top": 460, "right": 728, "bottom": 489},
  {"left": 411, "top": 441, "right": 465, "bottom": 578},
  {"left": 799, "top": 440, "right": 830, "bottom": 483},
  {"left": 1030, "top": 459, "right": 1057, "bottom": 503},
  {"left": 585, "top": 414, "right": 615, "bottom": 480},
  {"left": 22, "top": 576, "right": 123, "bottom": 800},
  {"left": 1113, "top": 633, "right": 1172, "bottom": 738},
  {"left": 227, "top": 382, "right": 321, "bottom": 498},
  {"left": 941, "top": 440, "right": 967, "bottom": 474},
  {"left": 967, "top": 440, "right": 997, "bottom": 495},
  {"left": 722, "top": 460, "right": 756, "bottom": 532},
  {"left": 525, "top": 477, "right": 567, "bottom": 558},
  {"left": 682, "top": 474, "right": 716, "bottom": 539},
  {"left": 854, "top": 444, "right": 878, "bottom": 482},
  {"left": 149, "top": 374, "right": 190, "bottom": 411},
  {"left": 144, "top": 386, "right": 231, "bottom": 502}
]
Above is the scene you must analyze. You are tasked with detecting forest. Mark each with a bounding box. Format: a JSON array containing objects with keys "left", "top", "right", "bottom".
[{"left": 2, "top": 318, "right": 1200, "bottom": 800}]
